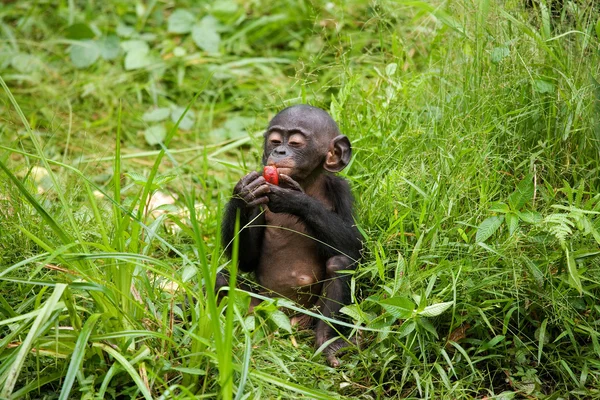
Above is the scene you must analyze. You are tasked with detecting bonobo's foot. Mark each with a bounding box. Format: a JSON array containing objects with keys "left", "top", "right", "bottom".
[
  {"left": 322, "top": 337, "right": 357, "bottom": 368},
  {"left": 316, "top": 329, "right": 357, "bottom": 367}
]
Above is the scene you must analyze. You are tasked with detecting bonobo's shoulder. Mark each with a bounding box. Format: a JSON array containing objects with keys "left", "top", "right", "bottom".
[
  {"left": 323, "top": 174, "right": 354, "bottom": 215},
  {"left": 323, "top": 174, "right": 352, "bottom": 193}
]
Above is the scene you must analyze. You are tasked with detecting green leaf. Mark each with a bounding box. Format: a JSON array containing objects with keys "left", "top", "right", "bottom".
[
  {"left": 58, "top": 314, "right": 102, "bottom": 400},
  {"left": 565, "top": 248, "right": 582, "bottom": 295},
  {"left": 144, "top": 125, "right": 166, "bottom": 145},
  {"left": 537, "top": 318, "right": 548, "bottom": 364},
  {"left": 517, "top": 210, "right": 543, "bottom": 224},
  {"left": 491, "top": 46, "right": 509, "bottom": 63},
  {"left": 168, "top": 9, "right": 196, "bottom": 34},
  {"left": 171, "top": 106, "right": 195, "bottom": 130},
  {"left": 385, "top": 63, "right": 397, "bottom": 76},
  {"left": 340, "top": 305, "right": 363, "bottom": 322},
  {"left": 269, "top": 310, "right": 292, "bottom": 333},
  {"left": 211, "top": 0, "right": 240, "bottom": 17},
  {"left": 65, "top": 23, "right": 95, "bottom": 40},
  {"left": 378, "top": 296, "right": 414, "bottom": 319},
  {"left": 70, "top": 40, "right": 100, "bottom": 69},
  {"left": 124, "top": 48, "right": 153, "bottom": 70},
  {"left": 489, "top": 201, "right": 510, "bottom": 213},
  {"left": 121, "top": 40, "right": 149, "bottom": 53},
  {"left": 506, "top": 212, "right": 519, "bottom": 236},
  {"left": 418, "top": 301, "right": 454, "bottom": 317},
  {"left": 125, "top": 171, "right": 148, "bottom": 185},
  {"left": 508, "top": 173, "right": 534, "bottom": 210},
  {"left": 98, "top": 35, "right": 120, "bottom": 60},
  {"left": 116, "top": 24, "right": 135, "bottom": 38},
  {"left": 11, "top": 53, "right": 40, "bottom": 73},
  {"left": 397, "top": 320, "right": 416, "bottom": 339},
  {"left": 418, "top": 317, "right": 438, "bottom": 339},
  {"left": 534, "top": 79, "right": 554, "bottom": 94},
  {"left": 476, "top": 335, "right": 505, "bottom": 353},
  {"left": 142, "top": 107, "right": 171, "bottom": 122},
  {"left": 596, "top": 18, "right": 600, "bottom": 40},
  {"left": 192, "top": 16, "right": 221, "bottom": 54},
  {"left": 476, "top": 215, "right": 504, "bottom": 243}
]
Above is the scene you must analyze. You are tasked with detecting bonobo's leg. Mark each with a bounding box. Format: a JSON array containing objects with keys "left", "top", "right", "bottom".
[
  {"left": 215, "top": 271, "right": 261, "bottom": 311},
  {"left": 314, "top": 255, "right": 356, "bottom": 367}
]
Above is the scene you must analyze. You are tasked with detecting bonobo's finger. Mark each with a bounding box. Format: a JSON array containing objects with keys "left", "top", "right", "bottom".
[
  {"left": 278, "top": 174, "right": 304, "bottom": 192},
  {"left": 242, "top": 182, "right": 270, "bottom": 204},
  {"left": 250, "top": 182, "right": 270, "bottom": 197},
  {"left": 243, "top": 175, "right": 268, "bottom": 192},
  {"left": 246, "top": 196, "right": 269, "bottom": 208},
  {"left": 234, "top": 172, "right": 261, "bottom": 195}
]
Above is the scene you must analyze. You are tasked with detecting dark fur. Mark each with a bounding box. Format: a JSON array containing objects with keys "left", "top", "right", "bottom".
[{"left": 219, "top": 105, "right": 362, "bottom": 366}]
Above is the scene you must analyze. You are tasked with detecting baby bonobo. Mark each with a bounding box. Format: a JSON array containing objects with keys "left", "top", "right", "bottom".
[{"left": 219, "top": 104, "right": 362, "bottom": 367}]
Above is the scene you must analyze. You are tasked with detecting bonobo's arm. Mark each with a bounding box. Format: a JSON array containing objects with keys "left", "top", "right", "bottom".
[
  {"left": 267, "top": 175, "right": 362, "bottom": 261},
  {"left": 221, "top": 172, "right": 269, "bottom": 272}
]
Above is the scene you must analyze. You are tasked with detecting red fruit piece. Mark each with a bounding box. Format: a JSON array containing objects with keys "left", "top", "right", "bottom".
[{"left": 263, "top": 166, "right": 279, "bottom": 185}]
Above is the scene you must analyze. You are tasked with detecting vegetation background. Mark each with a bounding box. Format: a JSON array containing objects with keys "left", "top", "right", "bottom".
[{"left": 1, "top": 0, "right": 600, "bottom": 398}]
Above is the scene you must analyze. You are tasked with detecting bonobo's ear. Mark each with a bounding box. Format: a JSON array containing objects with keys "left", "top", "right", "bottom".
[{"left": 324, "top": 135, "right": 352, "bottom": 172}]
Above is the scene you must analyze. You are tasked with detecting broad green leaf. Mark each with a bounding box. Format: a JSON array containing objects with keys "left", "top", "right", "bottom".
[
  {"left": 144, "top": 125, "right": 166, "bottom": 145},
  {"left": 340, "top": 304, "right": 363, "bottom": 322},
  {"left": 65, "top": 23, "right": 95, "bottom": 40},
  {"left": 517, "top": 210, "right": 543, "bottom": 224},
  {"left": 489, "top": 201, "right": 510, "bottom": 213},
  {"left": 378, "top": 296, "right": 414, "bottom": 319},
  {"left": 476, "top": 215, "right": 504, "bottom": 243},
  {"left": 269, "top": 310, "right": 292, "bottom": 333},
  {"left": 11, "top": 53, "right": 40, "bottom": 73},
  {"left": 192, "top": 16, "right": 221, "bottom": 54},
  {"left": 171, "top": 106, "right": 195, "bottom": 130},
  {"left": 508, "top": 173, "right": 534, "bottom": 210},
  {"left": 98, "top": 35, "right": 120, "bottom": 60},
  {"left": 418, "top": 301, "right": 454, "bottom": 317},
  {"left": 125, "top": 171, "right": 148, "bottom": 185},
  {"left": 534, "top": 79, "right": 554, "bottom": 93},
  {"left": 124, "top": 48, "right": 153, "bottom": 70},
  {"left": 491, "top": 46, "right": 509, "bottom": 63},
  {"left": 397, "top": 320, "right": 416, "bottom": 339},
  {"left": 506, "top": 212, "right": 519, "bottom": 236},
  {"left": 142, "top": 107, "right": 171, "bottom": 122},
  {"left": 596, "top": 18, "right": 600, "bottom": 40},
  {"left": 121, "top": 40, "right": 150, "bottom": 53},
  {"left": 70, "top": 40, "right": 100, "bottom": 69},
  {"left": 385, "top": 63, "right": 397, "bottom": 76},
  {"left": 116, "top": 24, "right": 135, "bottom": 38},
  {"left": 168, "top": 9, "right": 196, "bottom": 34},
  {"left": 211, "top": 0, "right": 239, "bottom": 17}
]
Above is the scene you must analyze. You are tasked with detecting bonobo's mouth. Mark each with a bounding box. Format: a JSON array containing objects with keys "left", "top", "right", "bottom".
[
  {"left": 267, "top": 162, "right": 293, "bottom": 177},
  {"left": 276, "top": 167, "right": 293, "bottom": 176}
]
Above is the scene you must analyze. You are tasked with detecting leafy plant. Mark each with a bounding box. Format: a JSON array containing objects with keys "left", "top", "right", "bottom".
[{"left": 476, "top": 173, "right": 542, "bottom": 243}]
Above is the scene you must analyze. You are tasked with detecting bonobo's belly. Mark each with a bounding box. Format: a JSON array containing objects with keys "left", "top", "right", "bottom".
[{"left": 257, "top": 211, "right": 325, "bottom": 306}]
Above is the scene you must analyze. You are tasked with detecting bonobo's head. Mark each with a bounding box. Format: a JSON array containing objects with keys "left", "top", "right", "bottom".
[{"left": 262, "top": 104, "right": 352, "bottom": 182}]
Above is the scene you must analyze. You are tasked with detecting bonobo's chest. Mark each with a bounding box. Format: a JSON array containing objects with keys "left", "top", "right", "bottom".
[{"left": 256, "top": 194, "right": 333, "bottom": 305}]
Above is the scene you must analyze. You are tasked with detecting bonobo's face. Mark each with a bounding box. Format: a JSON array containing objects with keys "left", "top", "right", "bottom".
[{"left": 263, "top": 105, "right": 341, "bottom": 181}]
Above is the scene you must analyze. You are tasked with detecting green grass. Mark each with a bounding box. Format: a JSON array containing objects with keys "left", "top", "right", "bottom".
[{"left": 1, "top": 0, "right": 600, "bottom": 398}]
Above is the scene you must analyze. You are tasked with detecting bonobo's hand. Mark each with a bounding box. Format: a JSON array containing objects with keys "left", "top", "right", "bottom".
[
  {"left": 232, "top": 171, "right": 270, "bottom": 208},
  {"left": 266, "top": 174, "right": 304, "bottom": 214},
  {"left": 278, "top": 174, "right": 304, "bottom": 192}
]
